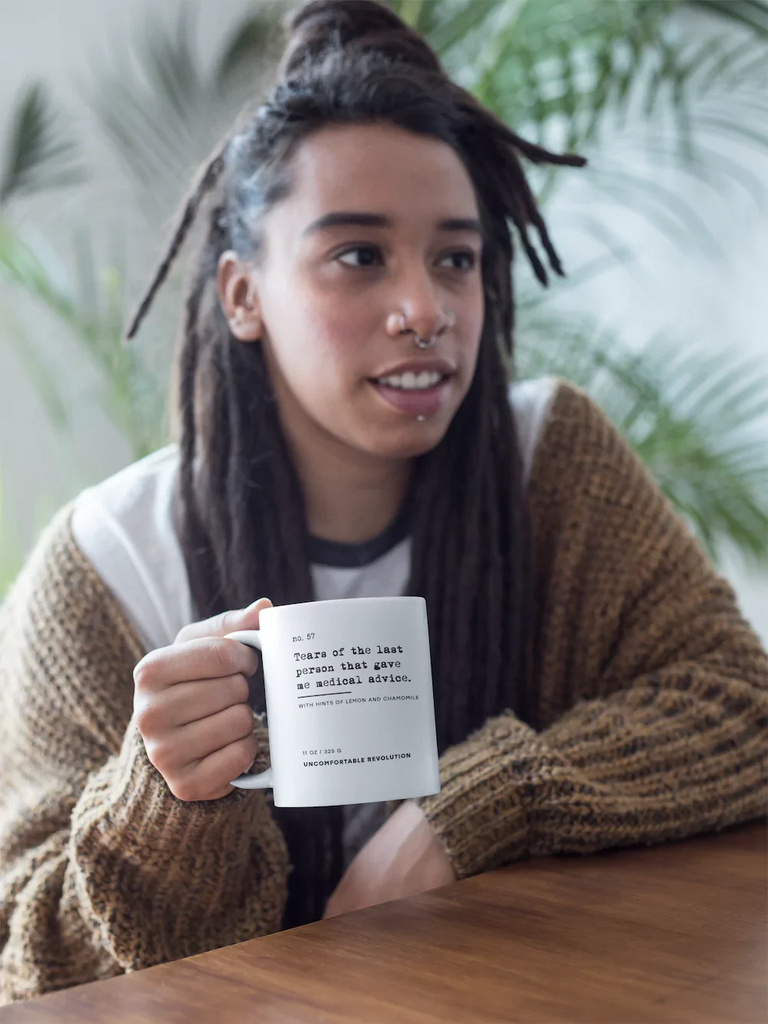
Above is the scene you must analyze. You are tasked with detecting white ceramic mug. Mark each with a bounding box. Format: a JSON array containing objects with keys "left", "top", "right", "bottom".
[{"left": 224, "top": 596, "right": 440, "bottom": 807}]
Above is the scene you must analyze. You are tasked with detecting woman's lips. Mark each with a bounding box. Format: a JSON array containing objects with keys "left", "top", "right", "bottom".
[{"left": 369, "top": 377, "right": 453, "bottom": 417}]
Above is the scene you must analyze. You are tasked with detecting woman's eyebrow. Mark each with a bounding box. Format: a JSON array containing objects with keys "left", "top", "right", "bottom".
[{"left": 301, "top": 211, "right": 484, "bottom": 238}]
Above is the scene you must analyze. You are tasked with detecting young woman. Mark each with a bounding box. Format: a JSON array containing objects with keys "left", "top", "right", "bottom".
[{"left": 1, "top": 0, "right": 765, "bottom": 1005}]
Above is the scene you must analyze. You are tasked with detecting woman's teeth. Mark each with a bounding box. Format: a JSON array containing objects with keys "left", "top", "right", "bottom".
[{"left": 376, "top": 371, "right": 444, "bottom": 390}]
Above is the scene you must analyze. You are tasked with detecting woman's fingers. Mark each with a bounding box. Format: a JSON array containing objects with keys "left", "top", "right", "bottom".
[
  {"left": 143, "top": 703, "right": 255, "bottom": 780},
  {"left": 187, "top": 735, "right": 262, "bottom": 800},
  {"left": 134, "top": 674, "right": 251, "bottom": 733},
  {"left": 134, "top": 637, "right": 258, "bottom": 689}
]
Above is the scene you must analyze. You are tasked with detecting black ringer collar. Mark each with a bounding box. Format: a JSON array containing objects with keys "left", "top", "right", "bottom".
[{"left": 309, "top": 501, "right": 410, "bottom": 568}]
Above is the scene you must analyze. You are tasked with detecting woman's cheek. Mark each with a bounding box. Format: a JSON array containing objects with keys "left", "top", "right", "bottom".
[{"left": 312, "top": 312, "right": 377, "bottom": 375}]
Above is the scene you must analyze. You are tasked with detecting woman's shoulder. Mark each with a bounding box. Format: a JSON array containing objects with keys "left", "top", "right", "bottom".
[
  {"left": 522, "top": 377, "right": 686, "bottom": 563},
  {"left": 75, "top": 444, "right": 180, "bottom": 514},
  {"left": 509, "top": 376, "right": 610, "bottom": 487},
  {"left": 0, "top": 496, "right": 147, "bottom": 694},
  {"left": 508, "top": 376, "right": 560, "bottom": 484},
  {"left": 70, "top": 444, "right": 191, "bottom": 653},
  {"left": 526, "top": 377, "right": 647, "bottom": 491}
]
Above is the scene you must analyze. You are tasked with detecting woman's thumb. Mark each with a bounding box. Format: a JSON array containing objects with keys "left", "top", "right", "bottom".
[
  {"left": 235, "top": 597, "right": 273, "bottom": 630},
  {"left": 175, "top": 597, "right": 273, "bottom": 643}
]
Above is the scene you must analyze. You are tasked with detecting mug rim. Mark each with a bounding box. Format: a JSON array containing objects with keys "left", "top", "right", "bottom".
[{"left": 260, "top": 595, "right": 426, "bottom": 619}]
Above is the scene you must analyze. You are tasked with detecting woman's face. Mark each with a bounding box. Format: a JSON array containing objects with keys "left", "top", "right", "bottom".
[{"left": 219, "top": 122, "right": 485, "bottom": 462}]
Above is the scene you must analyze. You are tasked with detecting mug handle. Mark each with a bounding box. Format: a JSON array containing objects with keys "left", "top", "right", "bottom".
[{"left": 224, "top": 630, "right": 274, "bottom": 791}]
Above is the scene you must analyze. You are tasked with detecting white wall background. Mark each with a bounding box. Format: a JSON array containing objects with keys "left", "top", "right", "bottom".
[{"left": 1, "top": 0, "right": 766, "bottom": 642}]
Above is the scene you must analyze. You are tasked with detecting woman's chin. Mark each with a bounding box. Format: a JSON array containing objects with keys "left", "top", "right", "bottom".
[{"left": 354, "top": 418, "right": 450, "bottom": 460}]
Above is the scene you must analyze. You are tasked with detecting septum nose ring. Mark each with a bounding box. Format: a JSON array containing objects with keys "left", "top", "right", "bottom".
[{"left": 402, "top": 310, "right": 456, "bottom": 349}]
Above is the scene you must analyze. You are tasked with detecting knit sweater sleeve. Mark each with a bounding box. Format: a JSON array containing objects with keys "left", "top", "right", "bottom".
[
  {"left": 419, "top": 382, "right": 768, "bottom": 879},
  {"left": 0, "top": 508, "right": 287, "bottom": 1006}
]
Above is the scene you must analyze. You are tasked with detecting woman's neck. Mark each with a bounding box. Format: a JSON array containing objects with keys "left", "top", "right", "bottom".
[
  {"left": 299, "top": 444, "right": 411, "bottom": 546},
  {"left": 282, "top": 419, "right": 412, "bottom": 546}
]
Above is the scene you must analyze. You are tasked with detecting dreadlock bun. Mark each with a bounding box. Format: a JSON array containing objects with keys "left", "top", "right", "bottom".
[{"left": 278, "top": 0, "right": 444, "bottom": 81}]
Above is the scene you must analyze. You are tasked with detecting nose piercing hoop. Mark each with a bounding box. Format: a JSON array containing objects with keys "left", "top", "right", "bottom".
[{"left": 399, "top": 310, "right": 455, "bottom": 349}]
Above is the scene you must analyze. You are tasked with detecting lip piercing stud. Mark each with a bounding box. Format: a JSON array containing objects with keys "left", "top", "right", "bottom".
[{"left": 416, "top": 415, "right": 426, "bottom": 422}]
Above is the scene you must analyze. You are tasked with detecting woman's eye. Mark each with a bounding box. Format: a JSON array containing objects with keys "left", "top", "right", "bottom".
[
  {"left": 438, "top": 251, "right": 477, "bottom": 272},
  {"left": 336, "top": 246, "right": 383, "bottom": 268},
  {"left": 335, "top": 248, "right": 477, "bottom": 271}
]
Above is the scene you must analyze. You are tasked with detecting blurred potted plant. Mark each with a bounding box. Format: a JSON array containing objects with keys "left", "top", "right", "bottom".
[{"left": 0, "top": 0, "right": 767, "bottom": 573}]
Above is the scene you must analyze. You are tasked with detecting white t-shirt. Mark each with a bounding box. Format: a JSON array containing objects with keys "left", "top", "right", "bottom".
[{"left": 70, "top": 377, "right": 557, "bottom": 864}]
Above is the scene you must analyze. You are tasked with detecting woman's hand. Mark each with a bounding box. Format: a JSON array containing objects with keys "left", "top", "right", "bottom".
[
  {"left": 324, "top": 799, "right": 456, "bottom": 918},
  {"left": 133, "top": 598, "right": 272, "bottom": 801}
]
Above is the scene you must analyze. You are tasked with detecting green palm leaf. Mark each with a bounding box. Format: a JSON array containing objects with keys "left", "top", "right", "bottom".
[
  {"left": 391, "top": 0, "right": 768, "bottom": 252},
  {"left": 215, "top": 7, "right": 284, "bottom": 91},
  {"left": 91, "top": 6, "right": 282, "bottom": 219},
  {"left": 421, "top": 0, "right": 506, "bottom": 56},
  {"left": 0, "top": 82, "right": 83, "bottom": 206},
  {"left": 516, "top": 301, "right": 768, "bottom": 564},
  {"left": 0, "top": 223, "right": 166, "bottom": 459},
  {"left": 688, "top": 0, "right": 768, "bottom": 36},
  {"left": 91, "top": 10, "right": 208, "bottom": 210}
]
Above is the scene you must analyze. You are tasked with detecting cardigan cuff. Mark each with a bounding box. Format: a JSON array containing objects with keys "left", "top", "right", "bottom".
[
  {"left": 417, "top": 713, "right": 536, "bottom": 878},
  {"left": 72, "top": 720, "right": 266, "bottom": 860}
]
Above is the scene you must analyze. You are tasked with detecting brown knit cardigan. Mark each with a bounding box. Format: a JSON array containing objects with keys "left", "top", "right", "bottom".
[{"left": 1, "top": 382, "right": 766, "bottom": 1005}]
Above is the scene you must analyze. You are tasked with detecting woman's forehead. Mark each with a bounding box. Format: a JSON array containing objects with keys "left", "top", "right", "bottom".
[{"left": 276, "top": 123, "right": 479, "bottom": 228}]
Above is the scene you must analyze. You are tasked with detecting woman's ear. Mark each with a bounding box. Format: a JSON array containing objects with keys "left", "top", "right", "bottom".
[{"left": 217, "top": 251, "right": 263, "bottom": 341}]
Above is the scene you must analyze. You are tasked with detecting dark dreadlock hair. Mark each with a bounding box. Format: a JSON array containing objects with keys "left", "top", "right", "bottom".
[{"left": 125, "top": 0, "right": 586, "bottom": 929}]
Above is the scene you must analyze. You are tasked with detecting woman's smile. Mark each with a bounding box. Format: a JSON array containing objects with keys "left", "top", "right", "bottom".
[{"left": 366, "top": 357, "right": 457, "bottom": 418}]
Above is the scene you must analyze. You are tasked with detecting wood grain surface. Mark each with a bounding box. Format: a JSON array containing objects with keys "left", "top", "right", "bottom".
[{"left": 2, "top": 822, "right": 765, "bottom": 1024}]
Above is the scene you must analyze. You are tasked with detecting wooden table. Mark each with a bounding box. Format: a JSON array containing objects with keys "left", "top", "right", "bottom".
[{"left": 2, "top": 823, "right": 765, "bottom": 1023}]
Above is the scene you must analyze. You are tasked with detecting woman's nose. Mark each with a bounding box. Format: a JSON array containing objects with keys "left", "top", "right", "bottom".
[{"left": 384, "top": 273, "right": 449, "bottom": 342}]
